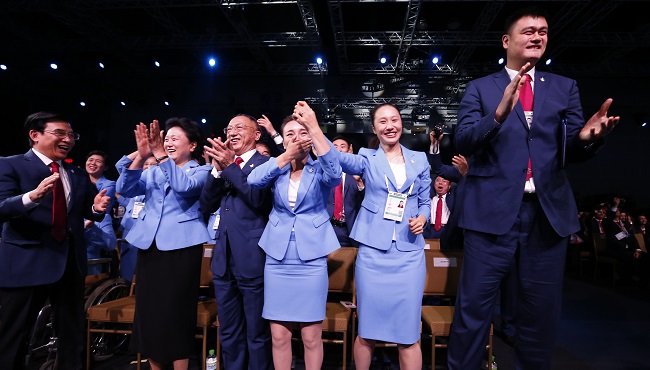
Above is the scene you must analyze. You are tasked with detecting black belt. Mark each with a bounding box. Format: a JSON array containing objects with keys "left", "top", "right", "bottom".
[
  {"left": 330, "top": 218, "right": 347, "bottom": 227},
  {"left": 522, "top": 192, "right": 538, "bottom": 202}
]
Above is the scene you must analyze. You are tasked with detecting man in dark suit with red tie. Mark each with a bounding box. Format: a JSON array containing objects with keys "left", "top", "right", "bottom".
[
  {"left": 327, "top": 135, "right": 364, "bottom": 247},
  {"left": 447, "top": 6, "right": 620, "bottom": 369},
  {"left": 0, "top": 112, "right": 110, "bottom": 370},
  {"left": 199, "top": 114, "right": 273, "bottom": 370}
]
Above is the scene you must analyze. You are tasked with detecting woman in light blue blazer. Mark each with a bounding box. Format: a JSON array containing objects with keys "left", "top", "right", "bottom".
[
  {"left": 338, "top": 103, "right": 431, "bottom": 370},
  {"left": 248, "top": 102, "right": 341, "bottom": 370},
  {"left": 116, "top": 118, "right": 210, "bottom": 370}
]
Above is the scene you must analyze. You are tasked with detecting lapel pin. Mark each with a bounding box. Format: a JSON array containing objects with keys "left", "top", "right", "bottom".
[
  {"left": 540, "top": 77, "right": 545, "bottom": 82},
  {"left": 249, "top": 163, "right": 254, "bottom": 168},
  {"left": 308, "top": 168, "right": 314, "bottom": 173},
  {"left": 411, "top": 159, "right": 414, "bottom": 164}
]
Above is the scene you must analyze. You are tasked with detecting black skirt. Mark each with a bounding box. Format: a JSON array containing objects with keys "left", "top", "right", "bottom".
[{"left": 129, "top": 243, "right": 203, "bottom": 363}]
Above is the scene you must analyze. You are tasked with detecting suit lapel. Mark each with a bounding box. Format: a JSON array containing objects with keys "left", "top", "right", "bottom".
[
  {"left": 293, "top": 157, "right": 317, "bottom": 211},
  {"left": 401, "top": 147, "right": 418, "bottom": 194},
  {"left": 375, "top": 147, "right": 398, "bottom": 191},
  {"left": 62, "top": 162, "right": 77, "bottom": 211}
]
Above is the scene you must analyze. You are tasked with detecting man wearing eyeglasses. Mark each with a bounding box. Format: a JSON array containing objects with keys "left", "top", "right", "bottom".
[
  {"left": 199, "top": 114, "right": 273, "bottom": 370},
  {"left": 0, "top": 112, "right": 111, "bottom": 369}
]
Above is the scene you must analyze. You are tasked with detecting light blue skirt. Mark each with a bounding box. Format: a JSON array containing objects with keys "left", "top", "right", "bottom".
[
  {"left": 263, "top": 232, "right": 328, "bottom": 322},
  {"left": 356, "top": 241, "right": 425, "bottom": 344}
]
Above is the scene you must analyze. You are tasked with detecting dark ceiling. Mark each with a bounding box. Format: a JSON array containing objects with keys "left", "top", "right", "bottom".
[
  {"left": 2, "top": 0, "right": 648, "bottom": 78},
  {"left": 1, "top": 0, "right": 649, "bottom": 206},
  {"left": 2, "top": 1, "right": 649, "bottom": 131}
]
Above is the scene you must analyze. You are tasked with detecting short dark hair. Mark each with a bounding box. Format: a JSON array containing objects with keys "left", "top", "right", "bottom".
[
  {"left": 331, "top": 135, "right": 352, "bottom": 146},
  {"left": 370, "top": 103, "right": 400, "bottom": 123},
  {"left": 24, "top": 112, "right": 68, "bottom": 147},
  {"left": 231, "top": 113, "right": 260, "bottom": 131},
  {"left": 281, "top": 114, "right": 306, "bottom": 134},
  {"left": 85, "top": 150, "right": 109, "bottom": 163},
  {"left": 164, "top": 117, "right": 205, "bottom": 161},
  {"left": 504, "top": 6, "right": 549, "bottom": 34}
]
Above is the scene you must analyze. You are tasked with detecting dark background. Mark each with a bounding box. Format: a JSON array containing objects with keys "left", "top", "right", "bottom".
[{"left": 1, "top": 0, "right": 648, "bottom": 209}]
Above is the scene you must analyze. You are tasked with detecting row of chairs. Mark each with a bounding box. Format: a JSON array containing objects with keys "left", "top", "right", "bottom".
[
  {"left": 579, "top": 231, "right": 647, "bottom": 285},
  {"left": 86, "top": 241, "right": 491, "bottom": 370}
]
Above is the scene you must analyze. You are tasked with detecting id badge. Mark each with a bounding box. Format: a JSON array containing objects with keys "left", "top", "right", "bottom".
[
  {"left": 615, "top": 231, "right": 627, "bottom": 241},
  {"left": 132, "top": 201, "right": 145, "bottom": 218},
  {"left": 383, "top": 191, "right": 407, "bottom": 222},
  {"left": 524, "top": 111, "right": 534, "bottom": 127},
  {"left": 212, "top": 214, "right": 221, "bottom": 230}
]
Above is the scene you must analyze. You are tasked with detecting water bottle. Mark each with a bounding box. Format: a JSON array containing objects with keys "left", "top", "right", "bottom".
[
  {"left": 482, "top": 355, "right": 498, "bottom": 370},
  {"left": 206, "top": 349, "right": 218, "bottom": 370}
]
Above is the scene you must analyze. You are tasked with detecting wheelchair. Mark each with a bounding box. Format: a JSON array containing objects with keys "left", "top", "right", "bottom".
[{"left": 25, "top": 256, "right": 131, "bottom": 369}]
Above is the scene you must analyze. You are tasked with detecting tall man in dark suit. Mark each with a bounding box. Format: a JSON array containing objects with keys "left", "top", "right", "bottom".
[
  {"left": 447, "top": 7, "right": 620, "bottom": 369},
  {"left": 327, "top": 135, "right": 364, "bottom": 247},
  {"left": 199, "top": 114, "right": 273, "bottom": 370},
  {"left": 0, "top": 112, "right": 111, "bottom": 370}
]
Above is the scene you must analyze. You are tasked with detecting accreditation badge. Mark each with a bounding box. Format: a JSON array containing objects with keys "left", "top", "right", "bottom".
[{"left": 383, "top": 191, "right": 407, "bottom": 222}]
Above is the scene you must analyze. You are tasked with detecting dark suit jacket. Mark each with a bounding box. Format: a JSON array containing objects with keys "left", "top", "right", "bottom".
[
  {"left": 455, "top": 69, "right": 599, "bottom": 237},
  {"left": 326, "top": 172, "right": 363, "bottom": 237},
  {"left": 426, "top": 153, "right": 464, "bottom": 247},
  {"left": 199, "top": 152, "right": 272, "bottom": 278},
  {"left": 0, "top": 150, "right": 101, "bottom": 287}
]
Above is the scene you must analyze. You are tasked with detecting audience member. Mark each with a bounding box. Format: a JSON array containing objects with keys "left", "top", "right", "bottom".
[
  {"left": 248, "top": 103, "right": 341, "bottom": 370},
  {"left": 0, "top": 112, "right": 110, "bottom": 370},
  {"left": 199, "top": 113, "right": 273, "bottom": 370},
  {"left": 337, "top": 103, "right": 431, "bottom": 370},
  {"left": 447, "top": 6, "right": 619, "bottom": 369},
  {"left": 116, "top": 118, "right": 211, "bottom": 370},
  {"left": 84, "top": 150, "right": 118, "bottom": 275},
  {"left": 328, "top": 134, "right": 364, "bottom": 247}
]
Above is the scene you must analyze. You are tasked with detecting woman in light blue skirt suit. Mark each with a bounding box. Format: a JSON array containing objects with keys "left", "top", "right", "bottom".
[
  {"left": 248, "top": 101, "right": 341, "bottom": 370},
  {"left": 338, "top": 103, "right": 431, "bottom": 370}
]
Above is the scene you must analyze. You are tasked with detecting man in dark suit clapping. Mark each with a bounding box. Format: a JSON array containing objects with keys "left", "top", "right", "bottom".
[{"left": 0, "top": 112, "right": 110, "bottom": 369}]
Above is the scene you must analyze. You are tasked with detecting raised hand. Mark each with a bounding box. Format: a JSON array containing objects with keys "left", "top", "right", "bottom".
[
  {"left": 293, "top": 101, "right": 319, "bottom": 132},
  {"left": 205, "top": 137, "right": 236, "bottom": 170},
  {"left": 452, "top": 155, "right": 469, "bottom": 176},
  {"left": 93, "top": 188, "right": 111, "bottom": 213},
  {"left": 495, "top": 62, "right": 531, "bottom": 123},
  {"left": 148, "top": 119, "right": 166, "bottom": 158},
  {"left": 579, "top": 98, "right": 620, "bottom": 142},
  {"left": 257, "top": 114, "right": 277, "bottom": 137},
  {"left": 28, "top": 173, "right": 59, "bottom": 202}
]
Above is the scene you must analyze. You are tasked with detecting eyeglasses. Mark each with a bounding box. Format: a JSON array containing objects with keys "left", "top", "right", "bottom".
[
  {"left": 43, "top": 129, "right": 80, "bottom": 141},
  {"left": 223, "top": 124, "right": 255, "bottom": 135}
]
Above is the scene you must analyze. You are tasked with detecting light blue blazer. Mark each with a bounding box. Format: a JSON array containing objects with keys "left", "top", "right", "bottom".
[
  {"left": 115, "top": 158, "right": 211, "bottom": 251},
  {"left": 339, "top": 145, "right": 431, "bottom": 251},
  {"left": 248, "top": 147, "right": 342, "bottom": 261}
]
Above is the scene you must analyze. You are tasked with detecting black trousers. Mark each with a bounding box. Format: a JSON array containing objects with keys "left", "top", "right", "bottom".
[{"left": 0, "top": 239, "right": 86, "bottom": 370}]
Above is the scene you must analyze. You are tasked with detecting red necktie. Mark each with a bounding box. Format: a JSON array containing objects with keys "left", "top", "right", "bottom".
[
  {"left": 597, "top": 219, "right": 604, "bottom": 234},
  {"left": 50, "top": 162, "right": 67, "bottom": 242},
  {"left": 434, "top": 195, "right": 443, "bottom": 232},
  {"left": 234, "top": 156, "right": 243, "bottom": 167},
  {"left": 333, "top": 182, "right": 343, "bottom": 220},
  {"left": 520, "top": 74, "right": 534, "bottom": 181}
]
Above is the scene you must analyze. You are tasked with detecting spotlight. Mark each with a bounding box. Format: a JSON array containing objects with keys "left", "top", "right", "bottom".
[
  {"left": 98, "top": 62, "right": 105, "bottom": 69},
  {"left": 545, "top": 59, "right": 552, "bottom": 65},
  {"left": 201, "top": 118, "right": 207, "bottom": 124},
  {"left": 154, "top": 61, "right": 160, "bottom": 67},
  {"left": 208, "top": 58, "right": 216, "bottom": 67},
  {"left": 164, "top": 101, "right": 170, "bottom": 106},
  {"left": 378, "top": 46, "right": 389, "bottom": 64},
  {"left": 120, "top": 101, "right": 126, "bottom": 106},
  {"left": 431, "top": 56, "right": 439, "bottom": 65},
  {"left": 80, "top": 102, "right": 86, "bottom": 107},
  {"left": 50, "top": 63, "right": 58, "bottom": 70},
  {"left": 0, "top": 64, "right": 6, "bottom": 70},
  {"left": 316, "top": 57, "right": 323, "bottom": 65},
  {"left": 498, "top": 58, "right": 505, "bottom": 65}
]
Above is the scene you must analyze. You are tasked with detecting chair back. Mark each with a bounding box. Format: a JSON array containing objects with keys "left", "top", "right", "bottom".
[
  {"left": 423, "top": 249, "right": 463, "bottom": 296},
  {"left": 633, "top": 233, "right": 646, "bottom": 252},
  {"left": 201, "top": 244, "right": 214, "bottom": 288},
  {"left": 591, "top": 231, "right": 608, "bottom": 256},
  {"left": 327, "top": 247, "right": 357, "bottom": 293}
]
